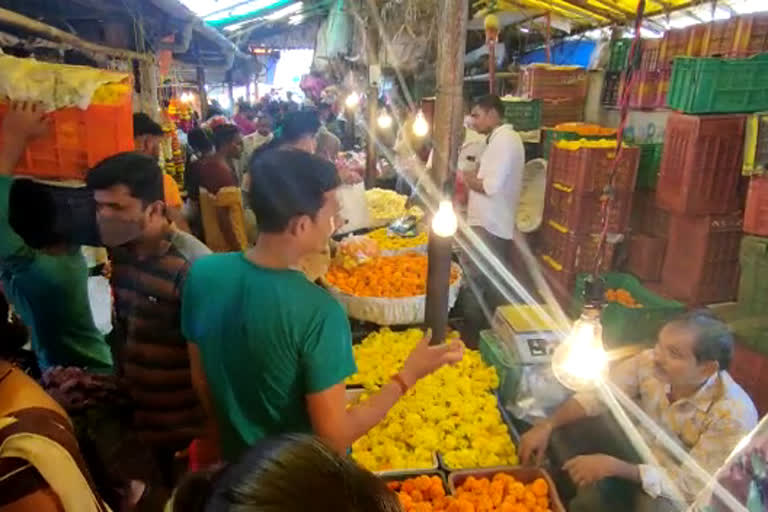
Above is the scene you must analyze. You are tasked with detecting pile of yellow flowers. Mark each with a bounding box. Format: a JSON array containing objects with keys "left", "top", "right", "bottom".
[
  {"left": 91, "top": 82, "right": 132, "bottom": 105},
  {"left": 365, "top": 188, "right": 408, "bottom": 223},
  {"left": 366, "top": 227, "right": 428, "bottom": 252},
  {"left": 349, "top": 328, "right": 518, "bottom": 471}
]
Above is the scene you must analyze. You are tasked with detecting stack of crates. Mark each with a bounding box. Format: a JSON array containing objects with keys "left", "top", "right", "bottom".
[
  {"left": 519, "top": 64, "right": 587, "bottom": 128},
  {"left": 538, "top": 139, "right": 640, "bottom": 302}
]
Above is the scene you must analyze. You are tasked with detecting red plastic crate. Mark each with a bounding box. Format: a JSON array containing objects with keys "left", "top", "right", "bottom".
[
  {"left": 733, "top": 12, "right": 768, "bottom": 57},
  {"left": 730, "top": 342, "right": 768, "bottom": 415},
  {"left": 657, "top": 68, "right": 671, "bottom": 108},
  {"left": 538, "top": 222, "right": 617, "bottom": 278},
  {"left": 0, "top": 98, "right": 134, "bottom": 181},
  {"left": 641, "top": 39, "right": 662, "bottom": 71},
  {"left": 549, "top": 144, "right": 640, "bottom": 194},
  {"left": 702, "top": 18, "right": 740, "bottom": 57},
  {"left": 540, "top": 98, "right": 585, "bottom": 127},
  {"left": 543, "top": 184, "right": 632, "bottom": 235},
  {"left": 623, "top": 70, "right": 666, "bottom": 109},
  {"left": 744, "top": 175, "right": 768, "bottom": 236},
  {"left": 661, "top": 212, "right": 742, "bottom": 305},
  {"left": 628, "top": 234, "right": 667, "bottom": 281},
  {"left": 656, "top": 113, "right": 746, "bottom": 215},
  {"left": 519, "top": 66, "right": 588, "bottom": 100},
  {"left": 631, "top": 189, "right": 671, "bottom": 238},
  {"left": 660, "top": 28, "right": 693, "bottom": 68}
]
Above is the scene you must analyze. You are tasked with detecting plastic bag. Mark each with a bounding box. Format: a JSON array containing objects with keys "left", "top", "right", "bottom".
[
  {"left": 87, "top": 276, "right": 113, "bottom": 335},
  {"left": 336, "top": 182, "right": 370, "bottom": 235},
  {"left": 506, "top": 364, "right": 571, "bottom": 423},
  {"left": 334, "top": 235, "right": 380, "bottom": 269}
]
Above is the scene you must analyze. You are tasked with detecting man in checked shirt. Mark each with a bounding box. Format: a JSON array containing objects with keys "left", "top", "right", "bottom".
[{"left": 520, "top": 310, "right": 758, "bottom": 512}]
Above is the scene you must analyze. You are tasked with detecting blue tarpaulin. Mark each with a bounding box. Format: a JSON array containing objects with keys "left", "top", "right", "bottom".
[{"left": 520, "top": 39, "right": 596, "bottom": 67}]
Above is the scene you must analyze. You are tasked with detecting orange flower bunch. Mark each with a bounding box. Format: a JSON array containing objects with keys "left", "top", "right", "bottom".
[
  {"left": 388, "top": 475, "right": 447, "bottom": 512},
  {"left": 325, "top": 253, "right": 459, "bottom": 298},
  {"left": 603, "top": 288, "right": 643, "bottom": 309},
  {"left": 450, "top": 474, "right": 552, "bottom": 512}
]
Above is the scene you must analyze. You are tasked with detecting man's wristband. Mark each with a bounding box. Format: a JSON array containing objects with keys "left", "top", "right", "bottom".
[{"left": 392, "top": 373, "right": 409, "bottom": 396}]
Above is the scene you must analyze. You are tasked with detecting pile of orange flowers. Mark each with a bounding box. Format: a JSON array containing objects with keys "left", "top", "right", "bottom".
[
  {"left": 388, "top": 473, "right": 553, "bottom": 512},
  {"left": 325, "top": 253, "right": 459, "bottom": 298},
  {"left": 604, "top": 288, "right": 643, "bottom": 308},
  {"left": 453, "top": 474, "right": 552, "bottom": 512}
]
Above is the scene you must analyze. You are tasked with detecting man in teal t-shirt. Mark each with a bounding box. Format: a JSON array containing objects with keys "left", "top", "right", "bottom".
[
  {"left": 182, "top": 149, "right": 464, "bottom": 461},
  {"left": 0, "top": 102, "right": 112, "bottom": 372}
]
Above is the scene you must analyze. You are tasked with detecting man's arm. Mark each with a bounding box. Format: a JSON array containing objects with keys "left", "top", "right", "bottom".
[
  {"left": 186, "top": 342, "right": 221, "bottom": 454},
  {"left": 167, "top": 206, "right": 191, "bottom": 234},
  {"left": 0, "top": 102, "right": 49, "bottom": 176},
  {"left": 307, "top": 334, "right": 463, "bottom": 454}
]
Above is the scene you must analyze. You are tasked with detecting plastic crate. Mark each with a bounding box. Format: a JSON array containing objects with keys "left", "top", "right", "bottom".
[
  {"left": 539, "top": 98, "right": 585, "bottom": 130},
  {"left": 0, "top": 97, "right": 133, "bottom": 181},
  {"left": 601, "top": 71, "right": 622, "bottom": 107},
  {"left": 542, "top": 126, "right": 605, "bottom": 160},
  {"left": 538, "top": 223, "right": 618, "bottom": 279},
  {"left": 607, "top": 39, "right": 632, "bottom": 71},
  {"left": 519, "top": 65, "right": 588, "bottom": 100},
  {"left": 641, "top": 38, "right": 662, "bottom": 71},
  {"left": 733, "top": 12, "right": 768, "bottom": 57},
  {"left": 631, "top": 189, "right": 671, "bottom": 239},
  {"left": 448, "top": 467, "right": 565, "bottom": 512},
  {"left": 573, "top": 272, "right": 684, "bottom": 346},
  {"left": 656, "top": 113, "right": 745, "bottom": 215},
  {"left": 660, "top": 27, "right": 695, "bottom": 68},
  {"left": 744, "top": 175, "right": 768, "bottom": 236},
  {"left": 667, "top": 54, "right": 768, "bottom": 114},
  {"left": 543, "top": 184, "right": 632, "bottom": 235},
  {"left": 701, "top": 18, "right": 740, "bottom": 57},
  {"left": 628, "top": 233, "right": 667, "bottom": 281},
  {"left": 479, "top": 330, "right": 522, "bottom": 409},
  {"left": 739, "top": 235, "right": 768, "bottom": 315},
  {"left": 661, "top": 212, "right": 743, "bottom": 305},
  {"left": 502, "top": 98, "right": 541, "bottom": 132},
  {"left": 548, "top": 143, "right": 639, "bottom": 194},
  {"left": 635, "top": 143, "right": 663, "bottom": 189},
  {"left": 624, "top": 70, "right": 666, "bottom": 109},
  {"left": 742, "top": 112, "right": 768, "bottom": 175}
]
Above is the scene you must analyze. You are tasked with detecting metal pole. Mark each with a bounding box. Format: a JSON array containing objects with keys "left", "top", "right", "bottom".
[
  {"left": 424, "top": 0, "right": 468, "bottom": 345},
  {"left": 364, "top": 16, "right": 380, "bottom": 189},
  {"left": 197, "top": 66, "right": 208, "bottom": 120}
]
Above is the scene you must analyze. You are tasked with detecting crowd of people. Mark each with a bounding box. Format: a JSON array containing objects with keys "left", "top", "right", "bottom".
[{"left": 0, "top": 92, "right": 762, "bottom": 512}]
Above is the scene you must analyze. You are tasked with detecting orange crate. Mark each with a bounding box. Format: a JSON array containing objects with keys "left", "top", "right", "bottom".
[
  {"left": 0, "top": 96, "right": 134, "bottom": 181},
  {"left": 641, "top": 39, "right": 662, "bottom": 71},
  {"left": 660, "top": 28, "right": 693, "bottom": 68},
  {"left": 733, "top": 12, "right": 768, "bottom": 57},
  {"left": 701, "top": 18, "right": 740, "bottom": 57}
]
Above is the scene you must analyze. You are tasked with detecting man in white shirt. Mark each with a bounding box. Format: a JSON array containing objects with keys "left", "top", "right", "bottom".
[{"left": 460, "top": 95, "right": 525, "bottom": 341}]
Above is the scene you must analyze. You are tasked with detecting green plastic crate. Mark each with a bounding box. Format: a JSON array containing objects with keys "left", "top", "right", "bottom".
[
  {"left": 667, "top": 54, "right": 768, "bottom": 114},
  {"left": 607, "top": 39, "right": 632, "bottom": 72},
  {"left": 542, "top": 129, "right": 605, "bottom": 160},
  {"left": 635, "top": 143, "right": 663, "bottom": 189},
  {"left": 502, "top": 98, "right": 541, "bottom": 132},
  {"left": 479, "top": 330, "right": 522, "bottom": 407},
  {"left": 739, "top": 236, "right": 768, "bottom": 315},
  {"left": 572, "top": 272, "right": 685, "bottom": 347}
]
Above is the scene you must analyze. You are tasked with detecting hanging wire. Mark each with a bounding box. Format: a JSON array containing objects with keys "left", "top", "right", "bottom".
[{"left": 592, "top": 0, "right": 646, "bottom": 277}]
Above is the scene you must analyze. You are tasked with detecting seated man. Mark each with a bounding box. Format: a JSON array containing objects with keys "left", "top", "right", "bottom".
[{"left": 520, "top": 310, "right": 758, "bottom": 512}]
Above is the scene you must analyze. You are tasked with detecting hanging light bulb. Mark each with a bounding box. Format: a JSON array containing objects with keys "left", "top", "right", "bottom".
[
  {"left": 412, "top": 110, "right": 429, "bottom": 137},
  {"left": 180, "top": 92, "right": 193, "bottom": 103},
  {"left": 551, "top": 306, "right": 607, "bottom": 391},
  {"left": 431, "top": 200, "right": 458, "bottom": 238},
  {"left": 345, "top": 91, "right": 360, "bottom": 109},
  {"left": 377, "top": 110, "right": 393, "bottom": 129}
]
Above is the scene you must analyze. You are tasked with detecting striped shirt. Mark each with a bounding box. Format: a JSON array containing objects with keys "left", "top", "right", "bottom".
[{"left": 111, "top": 228, "right": 211, "bottom": 448}]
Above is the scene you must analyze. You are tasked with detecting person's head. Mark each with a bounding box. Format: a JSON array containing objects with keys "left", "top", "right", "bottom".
[
  {"left": 255, "top": 115, "right": 273, "bottom": 137},
  {"left": 212, "top": 124, "right": 244, "bottom": 160},
  {"left": 188, "top": 127, "right": 214, "bottom": 156},
  {"left": 86, "top": 152, "right": 166, "bottom": 247},
  {"left": 8, "top": 179, "right": 67, "bottom": 252},
  {"left": 249, "top": 149, "right": 340, "bottom": 255},
  {"left": 280, "top": 110, "right": 321, "bottom": 153},
  {"left": 653, "top": 310, "right": 734, "bottom": 390},
  {"left": 133, "top": 113, "right": 164, "bottom": 159},
  {"left": 470, "top": 95, "right": 504, "bottom": 135},
  {"left": 317, "top": 102, "right": 334, "bottom": 124},
  {"left": 172, "top": 435, "right": 400, "bottom": 512}
]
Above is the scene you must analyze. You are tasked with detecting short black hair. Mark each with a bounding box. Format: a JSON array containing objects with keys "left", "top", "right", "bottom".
[
  {"left": 248, "top": 149, "right": 340, "bottom": 233},
  {"left": 187, "top": 127, "right": 213, "bottom": 154},
  {"left": 9, "top": 178, "right": 65, "bottom": 249},
  {"left": 212, "top": 124, "right": 241, "bottom": 151},
  {"left": 281, "top": 110, "right": 321, "bottom": 144},
  {"left": 133, "top": 113, "right": 164, "bottom": 138},
  {"left": 668, "top": 309, "right": 734, "bottom": 371},
  {"left": 86, "top": 152, "right": 164, "bottom": 204},
  {"left": 472, "top": 94, "right": 504, "bottom": 117}
]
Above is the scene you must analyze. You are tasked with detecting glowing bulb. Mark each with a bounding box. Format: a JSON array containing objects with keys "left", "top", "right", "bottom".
[
  {"left": 551, "top": 309, "right": 606, "bottom": 391},
  {"left": 345, "top": 91, "right": 360, "bottom": 109},
  {"left": 432, "top": 200, "right": 457, "bottom": 238},
  {"left": 412, "top": 110, "right": 429, "bottom": 137},
  {"left": 377, "top": 110, "right": 393, "bottom": 129},
  {"left": 180, "top": 92, "right": 193, "bottom": 103}
]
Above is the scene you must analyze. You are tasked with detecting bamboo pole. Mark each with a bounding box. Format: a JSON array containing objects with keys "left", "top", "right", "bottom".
[{"left": 0, "top": 6, "right": 153, "bottom": 62}]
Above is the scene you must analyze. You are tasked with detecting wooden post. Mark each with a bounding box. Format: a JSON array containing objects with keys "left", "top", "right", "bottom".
[
  {"left": 430, "top": 0, "right": 468, "bottom": 191},
  {"left": 197, "top": 66, "right": 208, "bottom": 120}
]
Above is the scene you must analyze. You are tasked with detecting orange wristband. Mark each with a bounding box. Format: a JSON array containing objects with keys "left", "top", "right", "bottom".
[{"left": 392, "top": 373, "right": 409, "bottom": 396}]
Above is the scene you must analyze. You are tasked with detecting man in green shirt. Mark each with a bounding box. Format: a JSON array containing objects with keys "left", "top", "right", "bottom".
[
  {"left": 182, "top": 148, "right": 463, "bottom": 461},
  {"left": 0, "top": 102, "right": 112, "bottom": 373}
]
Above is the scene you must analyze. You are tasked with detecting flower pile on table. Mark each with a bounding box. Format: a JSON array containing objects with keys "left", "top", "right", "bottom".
[
  {"left": 367, "top": 226, "right": 428, "bottom": 252},
  {"left": 349, "top": 328, "right": 519, "bottom": 471}
]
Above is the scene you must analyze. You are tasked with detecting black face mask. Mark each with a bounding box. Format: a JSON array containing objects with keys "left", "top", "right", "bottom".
[{"left": 97, "top": 215, "right": 145, "bottom": 248}]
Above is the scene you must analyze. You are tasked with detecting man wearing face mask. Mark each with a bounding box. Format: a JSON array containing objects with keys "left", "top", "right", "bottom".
[{"left": 86, "top": 152, "right": 212, "bottom": 488}]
